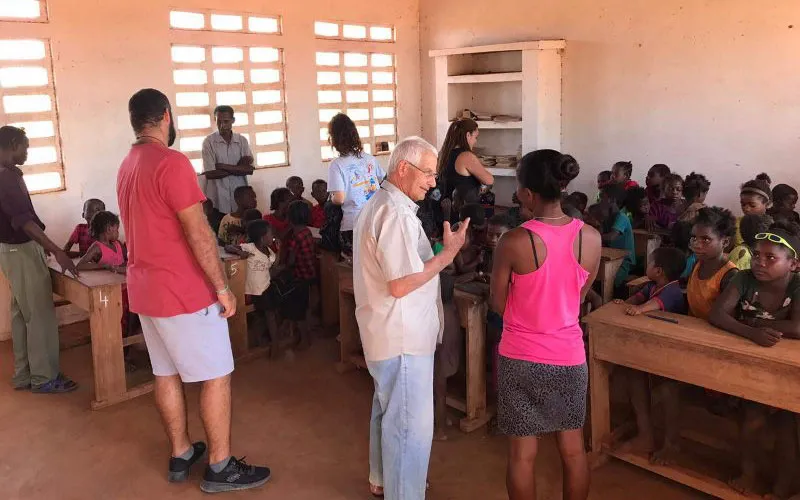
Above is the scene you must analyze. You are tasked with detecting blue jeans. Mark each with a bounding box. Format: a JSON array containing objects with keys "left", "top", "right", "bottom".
[{"left": 367, "top": 354, "right": 434, "bottom": 500}]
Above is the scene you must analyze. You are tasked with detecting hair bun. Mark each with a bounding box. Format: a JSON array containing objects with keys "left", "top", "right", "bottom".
[{"left": 553, "top": 154, "right": 580, "bottom": 182}]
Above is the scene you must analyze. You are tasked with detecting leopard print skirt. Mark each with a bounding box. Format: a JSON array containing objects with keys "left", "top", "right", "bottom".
[{"left": 497, "top": 355, "right": 588, "bottom": 437}]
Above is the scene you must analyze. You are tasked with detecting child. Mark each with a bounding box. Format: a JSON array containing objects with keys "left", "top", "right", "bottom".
[
  {"left": 678, "top": 172, "right": 710, "bottom": 223},
  {"left": 506, "top": 191, "right": 531, "bottom": 227},
  {"left": 729, "top": 214, "right": 772, "bottom": 270},
  {"left": 218, "top": 186, "right": 257, "bottom": 245},
  {"left": 310, "top": 179, "right": 328, "bottom": 228},
  {"left": 64, "top": 198, "right": 105, "bottom": 258},
  {"left": 203, "top": 199, "right": 225, "bottom": 236},
  {"left": 645, "top": 164, "right": 671, "bottom": 203},
  {"left": 613, "top": 247, "right": 687, "bottom": 454},
  {"left": 612, "top": 161, "right": 638, "bottom": 190},
  {"left": 227, "top": 220, "right": 279, "bottom": 344},
  {"left": 769, "top": 183, "right": 800, "bottom": 225},
  {"left": 453, "top": 203, "right": 486, "bottom": 276},
  {"left": 564, "top": 191, "right": 588, "bottom": 215},
  {"left": 286, "top": 176, "right": 313, "bottom": 207},
  {"left": 650, "top": 173, "right": 684, "bottom": 229},
  {"left": 278, "top": 200, "right": 317, "bottom": 350},
  {"left": 710, "top": 220, "right": 800, "bottom": 497},
  {"left": 587, "top": 201, "right": 636, "bottom": 289},
  {"left": 264, "top": 187, "right": 294, "bottom": 237},
  {"left": 670, "top": 221, "right": 696, "bottom": 281},
  {"left": 449, "top": 185, "right": 480, "bottom": 224},
  {"left": 736, "top": 175, "right": 773, "bottom": 246},
  {"left": 623, "top": 186, "right": 651, "bottom": 230},
  {"left": 687, "top": 206, "right": 738, "bottom": 320},
  {"left": 597, "top": 170, "right": 612, "bottom": 191}
]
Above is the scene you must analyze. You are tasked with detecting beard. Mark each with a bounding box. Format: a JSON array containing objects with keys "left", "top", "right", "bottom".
[{"left": 167, "top": 108, "right": 177, "bottom": 147}]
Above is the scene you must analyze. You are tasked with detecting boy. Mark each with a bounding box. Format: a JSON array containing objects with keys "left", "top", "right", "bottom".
[
  {"left": 310, "top": 179, "right": 328, "bottom": 228},
  {"left": 615, "top": 247, "right": 687, "bottom": 454},
  {"left": 645, "top": 163, "right": 671, "bottom": 202},
  {"left": 280, "top": 200, "right": 317, "bottom": 351},
  {"left": 218, "top": 186, "right": 257, "bottom": 246},
  {"left": 64, "top": 198, "right": 105, "bottom": 257},
  {"left": 286, "top": 176, "right": 313, "bottom": 208}
]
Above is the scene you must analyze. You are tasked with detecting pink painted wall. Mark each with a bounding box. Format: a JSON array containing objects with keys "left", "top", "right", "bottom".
[
  {"left": 420, "top": 0, "right": 800, "bottom": 209},
  {"left": 1, "top": 0, "right": 421, "bottom": 244}
]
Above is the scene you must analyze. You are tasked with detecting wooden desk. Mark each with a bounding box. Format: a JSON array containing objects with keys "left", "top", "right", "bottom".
[
  {"left": 219, "top": 250, "right": 256, "bottom": 360},
  {"left": 633, "top": 230, "right": 661, "bottom": 271},
  {"left": 597, "top": 248, "right": 629, "bottom": 304},
  {"left": 335, "top": 264, "right": 493, "bottom": 432},
  {"left": 320, "top": 250, "right": 341, "bottom": 331},
  {"left": 584, "top": 303, "right": 800, "bottom": 499}
]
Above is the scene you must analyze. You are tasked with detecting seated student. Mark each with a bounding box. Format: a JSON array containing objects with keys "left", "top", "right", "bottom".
[
  {"left": 623, "top": 186, "right": 652, "bottom": 230},
  {"left": 600, "top": 182, "right": 627, "bottom": 212},
  {"left": 226, "top": 220, "right": 279, "bottom": 343},
  {"left": 613, "top": 247, "right": 687, "bottom": 454},
  {"left": 564, "top": 191, "right": 588, "bottom": 215},
  {"left": 650, "top": 173, "right": 685, "bottom": 229},
  {"left": 447, "top": 185, "right": 480, "bottom": 224},
  {"left": 611, "top": 161, "right": 639, "bottom": 190},
  {"left": 596, "top": 170, "right": 612, "bottom": 201},
  {"left": 218, "top": 186, "right": 257, "bottom": 245},
  {"left": 505, "top": 191, "right": 531, "bottom": 228},
  {"left": 736, "top": 174, "right": 773, "bottom": 246},
  {"left": 453, "top": 203, "right": 486, "bottom": 276},
  {"left": 710, "top": 220, "right": 800, "bottom": 497},
  {"left": 645, "top": 164, "right": 671, "bottom": 203},
  {"left": 586, "top": 201, "right": 636, "bottom": 291},
  {"left": 670, "top": 221, "right": 696, "bottom": 282},
  {"left": 203, "top": 199, "right": 224, "bottom": 236},
  {"left": 64, "top": 198, "right": 105, "bottom": 258},
  {"left": 678, "top": 172, "right": 710, "bottom": 223},
  {"left": 729, "top": 214, "right": 772, "bottom": 270},
  {"left": 286, "top": 176, "right": 313, "bottom": 207},
  {"left": 309, "top": 179, "right": 328, "bottom": 228},
  {"left": 769, "top": 183, "right": 800, "bottom": 225},
  {"left": 263, "top": 187, "right": 293, "bottom": 238}
]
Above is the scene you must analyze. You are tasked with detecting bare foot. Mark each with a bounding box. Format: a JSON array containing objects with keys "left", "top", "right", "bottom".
[
  {"left": 369, "top": 483, "right": 384, "bottom": 497},
  {"left": 620, "top": 431, "right": 655, "bottom": 455},
  {"left": 728, "top": 472, "right": 757, "bottom": 495},
  {"left": 433, "top": 428, "right": 448, "bottom": 441},
  {"left": 650, "top": 442, "right": 680, "bottom": 466}
]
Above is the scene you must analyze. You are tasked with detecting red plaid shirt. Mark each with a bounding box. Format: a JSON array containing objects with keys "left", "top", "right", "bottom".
[
  {"left": 310, "top": 204, "right": 325, "bottom": 228},
  {"left": 68, "top": 223, "right": 95, "bottom": 255},
  {"left": 287, "top": 226, "right": 316, "bottom": 280}
]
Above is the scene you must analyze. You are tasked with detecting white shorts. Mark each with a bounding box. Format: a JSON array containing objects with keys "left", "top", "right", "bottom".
[{"left": 140, "top": 303, "right": 235, "bottom": 383}]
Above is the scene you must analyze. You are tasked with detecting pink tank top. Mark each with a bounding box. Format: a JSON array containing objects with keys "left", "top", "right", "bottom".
[
  {"left": 97, "top": 241, "right": 125, "bottom": 267},
  {"left": 499, "top": 219, "right": 589, "bottom": 366}
]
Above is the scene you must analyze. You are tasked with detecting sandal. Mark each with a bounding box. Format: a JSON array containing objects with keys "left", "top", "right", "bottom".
[
  {"left": 32, "top": 376, "right": 78, "bottom": 394},
  {"left": 369, "top": 481, "right": 429, "bottom": 497}
]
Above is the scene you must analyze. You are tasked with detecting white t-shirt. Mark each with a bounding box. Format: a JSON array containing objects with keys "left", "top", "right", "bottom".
[
  {"left": 353, "top": 181, "right": 443, "bottom": 362},
  {"left": 241, "top": 243, "right": 276, "bottom": 296},
  {"left": 327, "top": 153, "right": 385, "bottom": 231}
]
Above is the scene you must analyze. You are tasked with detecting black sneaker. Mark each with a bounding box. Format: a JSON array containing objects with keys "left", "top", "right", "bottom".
[
  {"left": 168, "top": 442, "right": 207, "bottom": 483},
  {"left": 200, "top": 456, "right": 271, "bottom": 493}
]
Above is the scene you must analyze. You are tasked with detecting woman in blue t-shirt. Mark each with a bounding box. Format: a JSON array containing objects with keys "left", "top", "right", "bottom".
[{"left": 326, "top": 113, "right": 385, "bottom": 255}]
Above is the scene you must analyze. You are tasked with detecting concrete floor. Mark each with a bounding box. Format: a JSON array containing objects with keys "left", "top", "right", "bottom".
[{"left": 0, "top": 340, "right": 705, "bottom": 500}]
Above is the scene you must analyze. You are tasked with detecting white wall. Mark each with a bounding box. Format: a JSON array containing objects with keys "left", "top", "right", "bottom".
[
  {"left": 420, "top": 0, "right": 800, "bottom": 209},
  {"left": 1, "top": 0, "right": 421, "bottom": 243}
]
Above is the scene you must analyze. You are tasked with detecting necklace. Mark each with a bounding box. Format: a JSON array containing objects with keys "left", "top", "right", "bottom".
[
  {"left": 533, "top": 214, "right": 569, "bottom": 221},
  {"left": 134, "top": 135, "right": 166, "bottom": 147}
]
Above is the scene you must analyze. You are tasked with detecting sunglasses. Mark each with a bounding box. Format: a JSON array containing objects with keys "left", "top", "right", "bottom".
[{"left": 755, "top": 232, "right": 798, "bottom": 258}]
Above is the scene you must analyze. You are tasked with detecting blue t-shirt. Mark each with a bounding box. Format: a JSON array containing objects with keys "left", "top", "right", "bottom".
[
  {"left": 609, "top": 212, "right": 636, "bottom": 286},
  {"left": 634, "top": 281, "right": 687, "bottom": 314},
  {"left": 681, "top": 253, "right": 697, "bottom": 279},
  {"left": 327, "top": 153, "right": 385, "bottom": 231}
]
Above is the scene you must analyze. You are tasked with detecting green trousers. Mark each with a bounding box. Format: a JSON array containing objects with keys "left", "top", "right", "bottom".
[{"left": 0, "top": 241, "right": 60, "bottom": 386}]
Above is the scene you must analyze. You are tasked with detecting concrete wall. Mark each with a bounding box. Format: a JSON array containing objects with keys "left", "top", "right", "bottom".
[
  {"left": 1, "top": 0, "right": 421, "bottom": 243},
  {"left": 420, "top": 0, "right": 800, "bottom": 209}
]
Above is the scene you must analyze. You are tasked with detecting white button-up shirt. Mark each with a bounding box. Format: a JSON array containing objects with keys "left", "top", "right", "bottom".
[
  {"left": 201, "top": 131, "right": 252, "bottom": 214},
  {"left": 353, "top": 181, "right": 443, "bottom": 362}
]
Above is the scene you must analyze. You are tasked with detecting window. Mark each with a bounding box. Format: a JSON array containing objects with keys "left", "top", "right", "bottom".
[
  {"left": 314, "top": 21, "right": 394, "bottom": 42},
  {"left": 0, "top": 0, "right": 48, "bottom": 22},
  {"left": 0, "top": 39, "right": 64, "bottom": 193},
  {"left": 169, "top": 9, "right": 287, "bottom": 171},
  {"left": 316, "top": 51, "right": 397, "bottom": 160}
]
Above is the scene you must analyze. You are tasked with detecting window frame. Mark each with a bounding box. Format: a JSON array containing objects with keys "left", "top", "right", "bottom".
[
  {"left": 169, "top": 8, "right": 282, "bottom": 35},
  {"left": 314, "top": 20, "right": 394, "bottom": 43},
  {"left": 0, "top": 0, "right": 49, "bottom": 23}
]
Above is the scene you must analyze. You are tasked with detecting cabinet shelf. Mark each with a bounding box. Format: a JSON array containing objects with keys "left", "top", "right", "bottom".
[
  {"left": 447, "top": 72, "right": 523, "bottom": 84},
  {"left": 476, "top": 120, "right": 522, "bottom": 129},
  {"left": 487, "top": 167, "right": 517, "bottom": 177}
]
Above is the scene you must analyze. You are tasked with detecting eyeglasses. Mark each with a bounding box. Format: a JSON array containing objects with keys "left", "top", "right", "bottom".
[
  {"left": 405, "top": 160, "right": 438, "bottom": 180},
  {"left": 755, "top": 232, "right": 798, "bottom": 257}
]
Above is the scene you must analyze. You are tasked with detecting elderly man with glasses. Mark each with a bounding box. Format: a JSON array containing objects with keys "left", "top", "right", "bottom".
[{"left": 353, "top": 136, "right": 470, "bottom": 499}]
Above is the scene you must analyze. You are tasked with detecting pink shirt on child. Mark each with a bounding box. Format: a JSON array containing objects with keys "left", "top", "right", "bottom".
[
  {"left": 499, "top": 218, "right": 589, "bottom": 366},
  {"left": 96, "top": 241, "right": 125, "bottom": 267}
]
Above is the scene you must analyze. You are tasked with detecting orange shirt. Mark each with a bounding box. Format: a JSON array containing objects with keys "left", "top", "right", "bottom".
[{"left": 686, "top": 260, "right": 737, "bottom": 320}]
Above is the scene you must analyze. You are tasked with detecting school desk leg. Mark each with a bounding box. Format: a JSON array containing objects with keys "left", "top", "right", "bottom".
[
  {"left": 225, "top": 259, "right": 248, "bottom": 358},
  {"left": 588, "top": 325, "right": 612, "bottom": 467},
  {"left": 460, "top": 301, "right": 491, "bottom": 433},
  {"left": 89, "top": 284, "right": 126, "bottom": 409}
]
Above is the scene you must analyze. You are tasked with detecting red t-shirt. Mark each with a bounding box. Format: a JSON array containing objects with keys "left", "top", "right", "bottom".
[
  {"left": 117, "top": 143, "right": 215, "bottom": 317},
  {"left": 310, "top": 204, "right": 325, "bottom": 228},
  {"left": 263, "top": 213, "right": 290, "bottom": 235}
]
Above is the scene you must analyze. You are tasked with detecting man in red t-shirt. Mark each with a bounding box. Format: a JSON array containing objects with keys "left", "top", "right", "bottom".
[{"left": 117, "top": 89, "right": 270, "bottom": 493}]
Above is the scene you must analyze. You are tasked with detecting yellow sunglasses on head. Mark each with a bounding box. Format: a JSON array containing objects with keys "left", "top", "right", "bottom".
[{"left": 754, "top": 232, "right": 798, "bottom": 258}]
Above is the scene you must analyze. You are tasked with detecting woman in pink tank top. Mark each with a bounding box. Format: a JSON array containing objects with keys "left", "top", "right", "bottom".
[{"left": 491, "top": 150, "right": 601, "bottom": 500}]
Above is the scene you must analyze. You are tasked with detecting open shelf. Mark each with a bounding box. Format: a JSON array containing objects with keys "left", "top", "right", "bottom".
[
  {"left": 476, "top": 120, "right": 522, "bottom": 129},
  {"left": 487, "top": 167, "right": 516, "bottom": 177},
  {"left": 447, "top": 72, "right": 523, "bottom": 84}
]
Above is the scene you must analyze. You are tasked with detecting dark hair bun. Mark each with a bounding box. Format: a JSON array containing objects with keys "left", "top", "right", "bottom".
[
  {"left": 554, "top": 154, "right": 580, "bottom": 182},
  {"left": 756, "top": 172, "right": 772, "bottom": 187}
]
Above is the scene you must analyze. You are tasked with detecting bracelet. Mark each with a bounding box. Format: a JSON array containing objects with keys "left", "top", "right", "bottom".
[{"left": 215, "top": 285, "right": 230, "bottom": 295}]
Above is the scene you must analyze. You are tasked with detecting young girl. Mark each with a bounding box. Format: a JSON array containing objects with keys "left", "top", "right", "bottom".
[
  {"left": 729, "top": 214, "right": 772, "bottom": 270},
  {"left": 623, "top": 186, "right": 652, "bottom": 230},
  {"left": 77, "top": 211, "right": 126, "bottom": 273},
  {"left": 491, "top": 149, "right": 601, "bottom": 500},
  {"left": 736, "top": 175, "right": 773, "bottom": 246},
  {"left": 769, "top": 183, "right": 800, "bottom": 225},
  {"left": 678, "top": 172, "right": 710, "bottom": 223},
  {"left": 645, "top": 163, "right": 671, "bottom": 202},
  {"left": 650, "top": 173, "right": 684, "bottom": 229},
  {"left": 586, "top": 201, "right": 635, "bottom": 290},
  {"left": 611, "top": 161, "right": 638, "bottom": 190},
  {"left": 710, "top": 221, "right": 800, "bottom": 497},
  {"left": 263, "top": 187, "right": 293, "bottom": 238}
]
